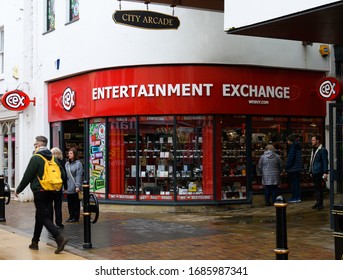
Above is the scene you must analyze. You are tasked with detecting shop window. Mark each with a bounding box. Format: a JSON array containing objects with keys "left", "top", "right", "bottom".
[
  {"left": 0, "top": 27, "right": 4, "bottom": 75},
  {"left": 108, "top": 117, "right": 136, "bottom": 200},
  {"left": 46, "top": 0, "right": 55, "bottom": 32},
  {"left": 251, "top": 116, "right": 324, "bottom": 193},
  {"left": 289, "top": 117, "right": 324, "bottom": 189},
  {"left": 138, "top": 116, "right": 175, "bottom": 201},
  {"left": 89, "top": 118, "right": 106, "bottom": 198},
  {"left": 68, "top": 0, "right": 79, "bottom": 22},
  {"left": 175, "top": 116, "right": 213, "bottom": 201},
  {"left": 252, "top": 117, "right": 288, "bottom": 192},
  {"left": 218, "top": 115, "right": 247, "bottom": 200}
]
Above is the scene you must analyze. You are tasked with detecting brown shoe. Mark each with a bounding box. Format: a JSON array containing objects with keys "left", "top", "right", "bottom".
[
  {"left": 55, "top": 235, "right": 68, "bottom": 254},
  {"left": 29, "top": 240, "right": 39, "bottom": 250}
]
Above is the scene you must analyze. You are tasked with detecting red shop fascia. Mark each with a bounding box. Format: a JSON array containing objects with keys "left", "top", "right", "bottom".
[
  {"left": 48, "top": 65, "right": 326, "bottom": 120},
  {"left": 48, "top": 64, "right": 326, "bottom": 201}
]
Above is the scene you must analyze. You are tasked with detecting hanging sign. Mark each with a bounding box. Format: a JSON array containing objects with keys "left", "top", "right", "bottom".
[
  {"left": 0, "top": 90, "right": 36, "bottom": 111},
  {"left": 316, "top": 76, "right": 342, "bottom": 101},
  {"left": 113, "top": 10, "right": 180, "bottom": 30}
]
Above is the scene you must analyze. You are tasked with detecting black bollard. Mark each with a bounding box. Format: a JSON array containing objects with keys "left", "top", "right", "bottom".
[
  {"left": 82, "top": 180, "right": 92, "bottom": 249},
  {"left": 0, "top": 175, "right": 6, "bottom": 222},
  {"left": 274, "top": 196, "right": 289, "bottom": 260}
]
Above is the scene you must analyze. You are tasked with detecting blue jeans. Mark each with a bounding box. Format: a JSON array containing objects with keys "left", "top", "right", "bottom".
[{"left": 288, "top": 171, "right": 301, "bottom": 200}]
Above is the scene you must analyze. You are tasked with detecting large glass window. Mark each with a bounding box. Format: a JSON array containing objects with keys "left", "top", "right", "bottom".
[
  {"left": 108, "top": 117, "right": 136, "bottom": 200},
  {"left": 176, "top": 116, "right": 213, "bottom": 201},
  {"left": 218, "top": 115, "right": 247, "bottom": 200},
  {"left": 252, "top": 117, "right": 288, "bottom": 192},
  {"left": 138, "top": 116, "right": 174, "bottom": 201},
  {"left": 289, "top": 117, "right": 323, "bottom": 188}
]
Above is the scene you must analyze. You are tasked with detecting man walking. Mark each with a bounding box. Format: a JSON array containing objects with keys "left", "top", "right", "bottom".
[
  {"left": 309, "top": 134, "right": 329, "bottom": 210},
  {"left": 15, "top": 135, "right": 68, "bottom": 253}
]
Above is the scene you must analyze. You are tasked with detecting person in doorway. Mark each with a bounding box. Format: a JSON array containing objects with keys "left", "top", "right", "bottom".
[
  {"left": 309, "top": 134, "right": 329, "bottom": 210},
  {"left": 65, "top": 147, "right": 83, "bottom": 222},
  {"left": 15, "top": 135, "right": 68, "bottom": 254},
  {"left": 48, "top": 147, "right": 67, "bottom": 229},
  {"left": 258, "top": 144, "right": 283, "bottom": 206},
  {"left": 285, "top": 134, "right": 303, "bottom": 203}
]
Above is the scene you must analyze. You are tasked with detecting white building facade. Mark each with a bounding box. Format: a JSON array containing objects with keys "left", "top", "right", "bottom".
[{"left": 0, "top": 0, "right": 334, "bottom": 204}]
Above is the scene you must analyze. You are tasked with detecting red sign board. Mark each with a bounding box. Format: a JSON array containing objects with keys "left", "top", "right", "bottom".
[
  {"left": 316, "top": 76, "right": 342, "bottom": 101},
  {"left": 48, "top": 65, "right": 326, "bottom": 122},
  {"left": 1, "top": 90, "right": 35, "bottom": 111}
]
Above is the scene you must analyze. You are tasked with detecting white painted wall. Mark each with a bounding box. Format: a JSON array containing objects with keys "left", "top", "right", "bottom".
[{"left": 38, "top": 0, "right": 331, "bottom": 85}]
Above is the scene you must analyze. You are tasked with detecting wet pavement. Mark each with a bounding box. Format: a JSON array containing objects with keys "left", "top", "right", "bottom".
[{"left": 0, "top": 193, "right": 339, "bottom": 260}]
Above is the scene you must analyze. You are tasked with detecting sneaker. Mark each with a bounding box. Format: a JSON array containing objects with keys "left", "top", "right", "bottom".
[{"left": 287, "top": 198, "right": 298, "bottom": 203}]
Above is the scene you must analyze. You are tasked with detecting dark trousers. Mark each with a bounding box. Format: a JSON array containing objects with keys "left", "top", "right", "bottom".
[
  {"left": 48, "top": 191, "right": 63, "bottom": 226},
  {"left": 313, "top": 173, "right": 324, "bottom": 206},
  {"left": 67, "top": 193, "right": 80, "bottom": 221},
  {"left": 288, "top": 171, "right": 301, "bottom": 199},
  {"left": 33, "top": 191, "right": 60, "bottom": 242},
  {"left": 264, "top": 185, "right": 278, "bottom": 205}
]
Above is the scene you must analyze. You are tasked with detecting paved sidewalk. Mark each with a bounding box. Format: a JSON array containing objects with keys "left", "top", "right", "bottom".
[{"left": 0, "top": 193, "right": 337, "bottom": 260}]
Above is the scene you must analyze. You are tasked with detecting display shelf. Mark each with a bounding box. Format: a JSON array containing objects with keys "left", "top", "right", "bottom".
[{"left": 124, "top": 134, "right": 203, "bottom": 195}]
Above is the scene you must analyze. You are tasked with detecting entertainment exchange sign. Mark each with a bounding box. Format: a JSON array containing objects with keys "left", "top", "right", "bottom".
[{"left": 113, "top": 10, "right": 180, "bottom": 30}]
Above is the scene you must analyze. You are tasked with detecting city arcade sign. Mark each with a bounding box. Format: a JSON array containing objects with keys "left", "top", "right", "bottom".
[{"left": 113, "top": 10, "right": 180, "bottom": 30}]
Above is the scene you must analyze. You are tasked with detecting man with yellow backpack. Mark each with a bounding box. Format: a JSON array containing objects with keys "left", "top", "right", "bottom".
[{"left": 15, "top": 135, "right": 68, "bottom": 254}]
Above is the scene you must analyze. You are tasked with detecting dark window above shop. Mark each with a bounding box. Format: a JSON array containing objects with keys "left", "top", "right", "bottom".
[{"left": 125, "top": 0, "right": 224, "bottom": 12}]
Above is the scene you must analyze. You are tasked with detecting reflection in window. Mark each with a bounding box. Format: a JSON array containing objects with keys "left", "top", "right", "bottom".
[
  {"left": 176, "top": 116, "right": 213, "bottom": 200},
  {"left": 69, "top": 0, "right": 79, "bottom": 22},
  {"left": 219, "top": 115, "right": 247, "bottom": 200},
  {"left": 47, "top": 0, "right": 55, "bottom": 31}
]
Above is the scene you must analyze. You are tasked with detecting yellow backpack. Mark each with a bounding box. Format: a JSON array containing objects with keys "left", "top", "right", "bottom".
[{"left": 35, "top": 154, "right": 63, "bottom": 191}]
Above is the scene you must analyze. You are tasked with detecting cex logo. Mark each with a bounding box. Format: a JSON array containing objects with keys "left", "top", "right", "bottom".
[
  {"left": 0, "top": 90, "right": 35, "bottom": 111},
  {"left": 62, "top": 87, "right": 76, "bottom": 111},
  {"left": 317, "top": 77, "right": 342, "bottom": 101}
]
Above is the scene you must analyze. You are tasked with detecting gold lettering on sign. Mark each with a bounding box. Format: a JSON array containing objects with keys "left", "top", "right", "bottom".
[
  {"left": 122, "top": 14, "right": 141, "bottom": 23},
  {"left": 142, "top": 16, "right": 173, "bottom": 26}
]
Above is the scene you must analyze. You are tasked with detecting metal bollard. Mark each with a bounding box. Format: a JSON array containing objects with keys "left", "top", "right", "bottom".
[
  {"left": 274, "top": 196, "right": 289, "bottom": 260},
  {"left": 0, "top": 175, "right": 5, "bottom": 222},
  {"left": 82, "top": 180, "right": 92, "bottom": 248}
]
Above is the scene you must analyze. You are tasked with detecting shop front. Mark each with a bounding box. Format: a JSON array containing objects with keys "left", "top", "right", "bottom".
[{"left": 48, "top": 64, "right": 326, "bottom": 204}]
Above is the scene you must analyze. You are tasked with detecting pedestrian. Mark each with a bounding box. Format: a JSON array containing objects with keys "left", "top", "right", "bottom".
[
  {"left": 309, "top": 134, "right": 329, "bottom": 210},
  {"left": 15, "top": 135, "right": 68, "bottom": 254},
  {"left": 65, "top": 147, "right": 83, "bottom": 222},
  {"left": 285, "top": 134, "right": 303, "bottom": 203},
  {"left": 48, "top": 147, "right": 67, "bottom": 229},
  {"left": 258, "top": 144, "right": 283, "bottom": 206}
]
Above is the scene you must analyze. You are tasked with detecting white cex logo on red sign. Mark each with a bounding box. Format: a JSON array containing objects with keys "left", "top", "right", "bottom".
[
  {"left": 62, "top": 87, "right": 76, "bottom": 111},
  {"left": 0, "top": 90, "right": 35, "bottom": 111},
  {"left": 317, "top": 77, "right": 342, "bottom": 101}
]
